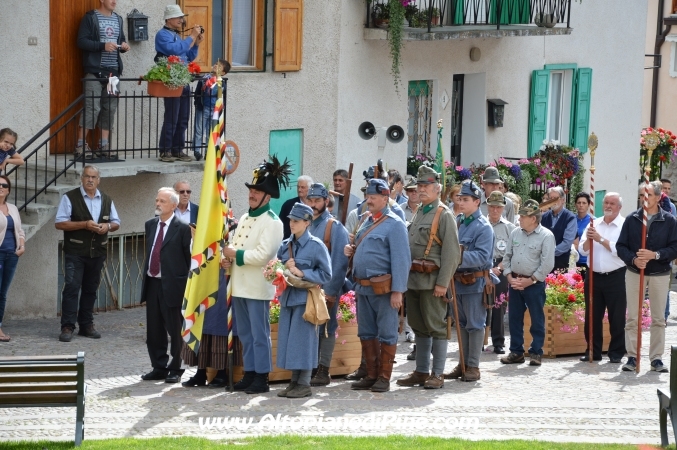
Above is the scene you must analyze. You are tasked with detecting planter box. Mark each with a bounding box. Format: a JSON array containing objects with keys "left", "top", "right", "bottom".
[
  {"left": 523, "top": 305, "right": 611, "bottom": 358},
  {"left": 234, "top": 321, "right": 361, "bottom": 382},
  {"left": 147, "top": 81, "right": 182, "bottom": 97}
]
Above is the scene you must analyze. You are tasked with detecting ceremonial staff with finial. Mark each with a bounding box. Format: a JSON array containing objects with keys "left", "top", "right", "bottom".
[
  {"left": 636, "top": 131, "right": 660, "bottom": 373},
  {"left": 586, "top": 133, "right": 598, "bottom": 363}
]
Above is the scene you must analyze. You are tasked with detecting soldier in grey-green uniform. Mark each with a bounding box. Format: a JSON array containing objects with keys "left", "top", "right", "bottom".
[
  {"left": 396, "top": 166, "right": 461, "bottom": 389},
  {"left": 485, "top": 191, "right": 516, "bottom": 354}
]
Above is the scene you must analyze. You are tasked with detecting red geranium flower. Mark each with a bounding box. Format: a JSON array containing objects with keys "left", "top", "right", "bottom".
[
  {"left": 167, "top": 55, "right": 180, "bottom": 63},
  {"left": 568, "top": 294, "right": 577, "bottom": 302}
]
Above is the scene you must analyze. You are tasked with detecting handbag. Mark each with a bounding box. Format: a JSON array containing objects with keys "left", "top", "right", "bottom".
[{"left": 287, "top": 242, "right": 330, "bottom": 325}]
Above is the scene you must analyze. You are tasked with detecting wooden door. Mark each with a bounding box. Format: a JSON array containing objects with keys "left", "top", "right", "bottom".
[
  {"left": 179, "top": 0, "right": 213, "bottom": 70},
  {"left": 50, "top": 0, "right": 99, "bottom": 154}
]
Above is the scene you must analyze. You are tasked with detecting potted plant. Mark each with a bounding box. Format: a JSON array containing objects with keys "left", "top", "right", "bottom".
[
  {"left": 404, "top": 2, "right": 418, "bottom": 27},
  {"left": 430, "top": 7, "right": 441, "bottom": 26},
  {"left": 412, "top": 10, "right": 427, "bottom": 27},
  {"left": 142, "top": 55, "right": 201, "bottom": 97},
  {"left": 372, "top": 2, "right": 390, "bottom": 28}
]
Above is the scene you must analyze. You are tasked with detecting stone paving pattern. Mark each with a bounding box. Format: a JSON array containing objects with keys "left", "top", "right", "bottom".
[{"left": 1, "top": 294, "right": 676, "bottom": 444}]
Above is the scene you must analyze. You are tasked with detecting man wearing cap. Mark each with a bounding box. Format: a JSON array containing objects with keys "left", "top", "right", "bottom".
[
  {"left": 344, "top": 179, "right": 411, "bottom": 392},
  {"left": 331, "top": 169, "right": 361, "bottom": 224},
  {"left": 397, "top": 166, "right": 460, "bottom": 389},
  {"left": 155, "top": 5, "right": 203, "bottom": 163},
  {"left": 485, "top": 191, "right": 516, "bottom": 354},
  {"left": 541, "top": 186, "right": 577, "bottom": 272},
  {"left": 222, "top": 157, "right": 288, "bottom": 394},
  {"left": 402, "top": 177, "right": 419, "bottom": 224},
  {"left": 305, "top": 183, "right": 350, "bottom": 386},
  {"left": 444, "top": 181, "right": 494, "bottom": 382},
  {"left": 480, "top": 167, "right": 515, "bottom": 223},
  {"left": 501, "top": 199, "right": 556, "bottom": 367}
]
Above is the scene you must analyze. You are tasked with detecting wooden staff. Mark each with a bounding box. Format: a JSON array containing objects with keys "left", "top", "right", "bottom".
[
  {"left": 448, "top": 278, "right": 465, "bottom": 379},
  {"left": 587, "top": 133, "right": 598, "bottom": 363},
  {"left": 340, "top": 163, "right": 354, "bottom": 226},
  {"left": 637, "top": 132, "right": 660, "bottom": 373}
]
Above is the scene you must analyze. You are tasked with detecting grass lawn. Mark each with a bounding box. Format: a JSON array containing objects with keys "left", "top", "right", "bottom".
[{"left": 0, "top": 436, "right": 658, "bottom": 450}]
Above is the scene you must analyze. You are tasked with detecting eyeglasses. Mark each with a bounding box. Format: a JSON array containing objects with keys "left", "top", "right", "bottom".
[
  {"left": 0, "top": 184, "right": 9, "bottom": 189},
  {"left": 179, "top": 190, "right": 192, "bottom": 194}
]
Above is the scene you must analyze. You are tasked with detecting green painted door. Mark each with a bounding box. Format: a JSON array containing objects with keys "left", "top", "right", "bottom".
[{"left": 268, "top": 129, "right": 303, "bottom": 214}]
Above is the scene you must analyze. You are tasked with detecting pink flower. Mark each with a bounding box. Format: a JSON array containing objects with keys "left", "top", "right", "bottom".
[
  {"left": 489, "top": 161, "right": 496, "bottom": 167},
  {"left": 641, "top": 130, "right": 647, "bottom": 136}
]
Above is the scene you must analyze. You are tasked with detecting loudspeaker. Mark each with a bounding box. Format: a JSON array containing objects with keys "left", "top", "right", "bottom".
[
  {"left": 386, "top": 125, "right": 405, "bottom": 143},
  {"left": 358, "top": 122, "right": 377, "bottom": 140}
]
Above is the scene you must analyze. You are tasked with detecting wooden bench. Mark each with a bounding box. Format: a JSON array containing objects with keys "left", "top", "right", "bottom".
[
  {"left": 658, "top": 345, "right": 677, "bottom": 447},
  {"left": 0, "top": 352, "right": 86, "bottom": 446}
]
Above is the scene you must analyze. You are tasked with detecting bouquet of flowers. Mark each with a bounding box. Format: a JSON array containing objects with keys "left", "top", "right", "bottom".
[
  {"left": 143, "top": 56, "right": 201, "bottom": 89},
  {"left": 640, "top": 127, "right": 677, "bottom": 177},
  {"left": 263, "top": 258, "right": 287, "bottom": 298}
]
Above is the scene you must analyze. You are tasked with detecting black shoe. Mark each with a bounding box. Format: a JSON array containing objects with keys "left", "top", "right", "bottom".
[
  {"left": 407, "top": 345, "right": 416, "bottom": 361},
  {"left": 165, "top": 371, "right": 183, "bottom": 383},
  {"left": 207, "top": 377, "right": 227, "bottom": 388},
  {"left": 181, "top": 376, "right": 206, "bottom": 387},
  {"left": 245, "top": 372, "right": 270, "bottom": 394},
  {"left": 493, "top": 346, "right": 506, "bottom": 354},
  {"left": 234, "top": 371, "right": 256, "bottom": 391},
  {"left": 609, "top": 357, "right": 623, "bottom": 364},
  {"left": 59, "top": 326, "right": 74, "bottom": 342},
  {"left": 194, "top": 151, "right": 203, "bottom": 161},
  {"left": 77, "top": 324, "right": 101, "bottom": 339},
  {"left": 579, "top": 355, "right": 602, "bottom": 362},
  {"left": 141, "top": 369, "right": 168, "bottom": 381}
]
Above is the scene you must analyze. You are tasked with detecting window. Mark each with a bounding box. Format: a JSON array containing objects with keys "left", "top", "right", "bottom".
[
  {"left": 528, "top": 65, "right": 592, "bottom": 156},
  {"left": 407, "top": 80, "right": 433, "bottom": 156}
]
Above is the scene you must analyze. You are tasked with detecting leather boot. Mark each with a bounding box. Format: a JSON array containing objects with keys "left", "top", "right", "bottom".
[
  {"left": 371, "top": 343, "right": 396, "bottom": 392},
  {"left": 244, "top": 372, "right": 270, "bottom": 394},
  {"left": 351, "top": 339, "right": 379, "bottom": 390},
  {"left": 345, "top": 355, "right": 367, "bottom": 381},
  {"left": 461, "top": 366, "right": 480, "bottom": 382},
  {"left": 396, "top": 371, "right": 429, "bottom": 387},
  {"left": 310, "top": 364, "right": 331, "bottom": 386},
  {"left": 443, "top": 364, "right": 465, "bottom": 380},
  {"left": 233, "top": 371, "right": 256, "bottom": 391}
]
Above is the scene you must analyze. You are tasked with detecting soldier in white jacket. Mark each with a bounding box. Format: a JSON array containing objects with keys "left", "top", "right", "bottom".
[{"left": 222, "top": 156, "right": 290, "bottom": 394}]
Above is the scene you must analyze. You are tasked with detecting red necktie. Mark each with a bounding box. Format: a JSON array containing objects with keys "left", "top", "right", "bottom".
[{"left": 149, "top": 221, "right": 165, "bottom": 277}]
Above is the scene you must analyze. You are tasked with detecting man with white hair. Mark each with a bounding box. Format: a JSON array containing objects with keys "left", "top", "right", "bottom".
[
  {"left": 616, "top": 181, "right": 677, "bottom": 372},
  {"left": 279, "top": 175, "right": 313, "bottom": 239},
  {"left": 578, "top": 193, "right": 626, "bottom": 363},
  {"left": 140, "top": 187, "right": 192, "bottom": 383},
  {"left": 541, "top": 186, "right": 577, "bottom": 272}
]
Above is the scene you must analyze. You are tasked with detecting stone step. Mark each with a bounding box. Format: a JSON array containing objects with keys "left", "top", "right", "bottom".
[
  {"left": 11, "top": 182, "right": 80, "bottom": 207},
  {"left": 19, "top": 202, "right": 57, "bottom": 229}
]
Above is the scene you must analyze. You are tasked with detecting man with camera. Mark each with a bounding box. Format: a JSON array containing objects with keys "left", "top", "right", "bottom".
[
  {"left": 155, "top": 5, "right": 203, "bottom": 163},
  {"left": 344, "top": 178, "right": 410, "bottom": 393},
  {"left": 396, "top": 166, "right": 460, "bottom": 390},
  {"left": 75, "top": 0, "right": 130, "bottom": 160}
]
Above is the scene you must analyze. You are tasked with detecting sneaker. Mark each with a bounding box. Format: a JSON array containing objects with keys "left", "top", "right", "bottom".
[
  {"left": 651, "top": 359, "right": 669, "bottom": 372},
  {"left": 74, "top": 143, "right": 92, "bottom": 159},
  {"left": 405, "top": 332, "right": 416, "bottom": 343},
  {"left": 176, "top": 152, "right": 193, "bottom": 162},
  {"left": 59, "top": 326, "right": 74, "bottom": 342},
  {"left": 160, "top": 154, "right": 176, "bottom": 163},
  {"left": 622, "top": 357, "right": 637, "bottom": 372},
  {"left": 529, "top": 354, "right": 542, "bottom": 366},
  {"left": 500, "top": 352, "right": 525, "bottom": 364}
]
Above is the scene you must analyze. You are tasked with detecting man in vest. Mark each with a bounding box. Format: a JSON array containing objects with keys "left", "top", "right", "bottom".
[
  {"left": 305, "top": 183, "right": 350, "bottom": 386},
  {"left": 55, "top": 165, "right": 120, "bottom": 342},
  {"left": 541, "top": 186, "right": 577, "bottom": 272},
  {"left": 397, "top": 166, "right": 460, "bottom": 389},
  {"left": 344, "top": 178, "right": 411, "bottom": 392},
  {"left": 222, "top": 156, "right": 287, "bottom": 394}
]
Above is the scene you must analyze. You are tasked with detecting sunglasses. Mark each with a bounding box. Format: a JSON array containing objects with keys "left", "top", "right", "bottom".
[
  {"left": 0, "top": 184, "right": 9, "bottom": 189},
  {"left": 178, "top": 190, "right": 192, "bottom": 194}
]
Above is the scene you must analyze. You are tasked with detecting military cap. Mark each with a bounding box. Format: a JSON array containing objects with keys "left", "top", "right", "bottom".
[
  {"left": 404, "top": 177, "right": 417, "bottom": 191},
  {"left": 306, "top": 183, "right": 328, "bottom": 199},
  {"left": 365, "top": 178, "right": 390, "bottom": 196},
  {"left": 416, "top": 166, "right": 440, "bottom": 184},
  {"left": 482, "top": 166, "right": 503, "bottom": 184},
  {"left": 459, "top": 180, "right": 482, "bottom": 199},
  {"left": 486, "top": 190, "right": 506, "bottom": 206},
  {"left": 519, "top": 199, "right": 540, "bottom": 216},
  {"left": 287, "top": 203, "right": 314, "bottom": 221}
]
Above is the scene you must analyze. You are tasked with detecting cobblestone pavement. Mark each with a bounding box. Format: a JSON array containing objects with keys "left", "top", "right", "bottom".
[{"left": 1, "top": 294, "right": 676, "bottom": 445}]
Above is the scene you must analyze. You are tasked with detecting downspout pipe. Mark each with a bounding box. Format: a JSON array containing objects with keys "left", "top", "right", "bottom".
[{"left": 651, "top": 0, "right": 671, "bottom": 128}]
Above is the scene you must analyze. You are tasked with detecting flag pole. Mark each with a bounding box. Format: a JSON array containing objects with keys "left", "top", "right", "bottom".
[
  {"left": 637, "top": 132, "right": 660, "bottom": 373},
  {"left": 586, "top": 133, "right": 598, "bottom": 363}
]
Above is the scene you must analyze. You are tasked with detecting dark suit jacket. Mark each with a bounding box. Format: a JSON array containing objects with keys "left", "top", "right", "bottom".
[
  {"left": 279, "top": 196, "right": 300, "bottom": 239},
  {"left": 189, "top": 202, "right": 199, "bottom": 224},
  {"left": 140, "top": 216, "right": 192, "bottom": 308}
]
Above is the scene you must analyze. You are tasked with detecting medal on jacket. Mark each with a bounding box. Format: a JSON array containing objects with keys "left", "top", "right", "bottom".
[{"left": 496, "top": 239, "right": 507, "bottom": 252}]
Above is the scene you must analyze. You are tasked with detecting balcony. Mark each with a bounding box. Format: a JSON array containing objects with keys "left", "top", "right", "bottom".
[{"left": 364, "top": 0, "right": 573, "bottom": 41}]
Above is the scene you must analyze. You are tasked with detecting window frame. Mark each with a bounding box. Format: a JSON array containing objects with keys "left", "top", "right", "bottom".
[
  {"left": 224, "top": 0, "right": 267, "bottom": 72},
  {"left": 546, "top": 69, "right": 573, "bottom": 143}
]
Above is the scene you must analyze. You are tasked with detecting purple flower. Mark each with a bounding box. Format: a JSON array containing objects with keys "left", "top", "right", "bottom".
[{"left": 510, "top": 164, "right": 522, "bottom": 179}]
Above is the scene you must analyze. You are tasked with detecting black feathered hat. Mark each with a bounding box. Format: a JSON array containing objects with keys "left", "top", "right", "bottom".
[{"left": 245, "top": 154, "right": 293, "bottom": 199}]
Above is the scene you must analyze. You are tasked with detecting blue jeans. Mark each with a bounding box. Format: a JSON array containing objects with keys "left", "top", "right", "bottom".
[
  {"left": 159, "top": 86, "right": 191, "bottom": 155},
  {"left": 0, "top": 252, "right": 19, "bottom": 327},
  {"left": 192, "top": 102, "right": 212, "bottom": 157},
  {"left": 508, "top": 282, "right": 546, "bottom": 355}
]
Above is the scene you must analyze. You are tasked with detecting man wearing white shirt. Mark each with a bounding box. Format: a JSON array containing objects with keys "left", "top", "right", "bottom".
[
  {"left": 173, "top": 180, "right": 199, "bottom": 225},
  {"left": 578, "top": 192, "right": 626, "bottom": 363}
]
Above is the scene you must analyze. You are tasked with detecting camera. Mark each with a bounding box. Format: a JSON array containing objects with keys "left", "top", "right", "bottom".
[{"left": 199, "top": 26, "right": 204, "bottom": 34}]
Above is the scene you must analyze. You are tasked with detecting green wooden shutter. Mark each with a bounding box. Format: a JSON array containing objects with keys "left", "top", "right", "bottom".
[
  {"left": 268, "top": 129, "right": 303, "bottom": 214},
  {"left": 571, "top": 68, "right": 593, "bottom": 152},
  {"left": 528, "top": 70, "right": 549, "bottom": 157},
  {"left": 594, "top": 190, "right": 606, "bottom": 218}
]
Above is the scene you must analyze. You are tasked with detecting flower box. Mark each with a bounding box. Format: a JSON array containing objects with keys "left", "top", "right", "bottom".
[
  {"left": 233, "top": 321, "right": 361, "bottom": 382},
  {"left": 523, "top": 305, "right": 611, "bottom": 358},
  {"left": 147, "top": 81, "right": 182, "bottom": 98}
]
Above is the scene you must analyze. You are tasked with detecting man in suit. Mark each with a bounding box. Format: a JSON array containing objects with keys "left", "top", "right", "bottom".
[
  {"left": 173, "top": 180, "right": 199, "bottom": 224},
  {"left": 140, "top": 187, "right": 192, "bottom": 384}
]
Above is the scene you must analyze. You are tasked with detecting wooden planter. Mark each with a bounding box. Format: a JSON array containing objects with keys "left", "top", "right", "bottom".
[
  {"left": 233, "top": 321, "right": 361, "bottom": 382},
  {"left": 524, "top": 305, "right": 611, "bottom": 358},
  {"left": 147, "top": 81, "right": 182, "bottom": 98}
]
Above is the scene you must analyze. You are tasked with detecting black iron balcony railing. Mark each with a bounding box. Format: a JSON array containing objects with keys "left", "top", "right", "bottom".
[
  {"left": 367, "top": 0, "right": 571, "bottom": 32},
  {"left": 6, "top": 76, "right": 227, "bottom": 212}
]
